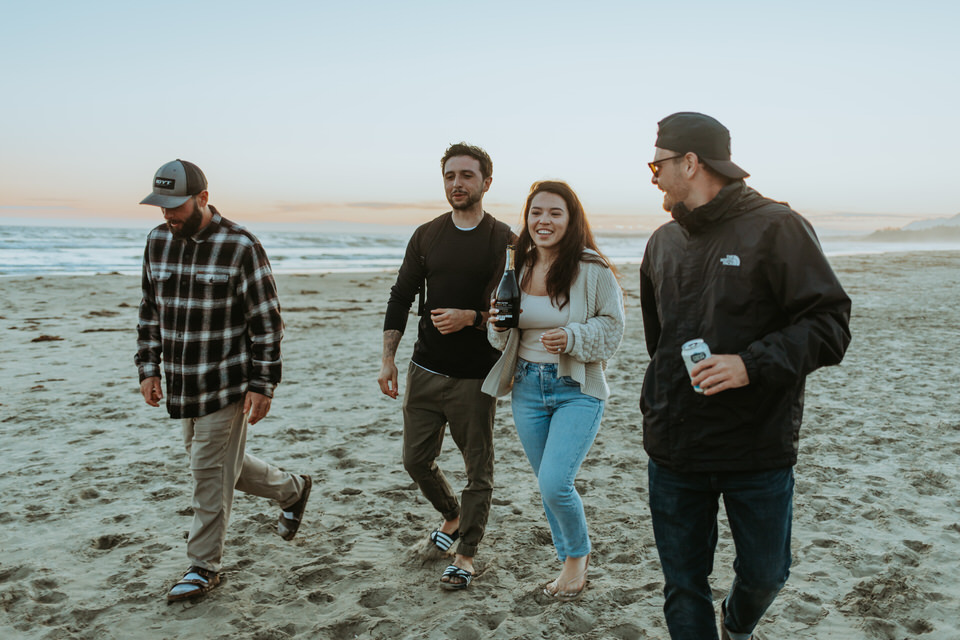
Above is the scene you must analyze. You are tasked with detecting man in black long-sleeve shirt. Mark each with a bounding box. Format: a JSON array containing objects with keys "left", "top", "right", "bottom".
[{"left": 378, "top": 142, "right": 512, "bottom": 590}]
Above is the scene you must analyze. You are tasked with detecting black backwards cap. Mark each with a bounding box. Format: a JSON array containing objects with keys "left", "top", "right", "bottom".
[{"left": 655, "top": 112, "right": 749, "bottom": 179}]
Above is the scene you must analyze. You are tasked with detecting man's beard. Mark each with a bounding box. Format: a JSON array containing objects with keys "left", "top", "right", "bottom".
[
  {"left": 661, "top": 193, "right": 674, "bottom": 213},
  {"left": 448, "top": 189, "right": 482, "bottom": 211},
  {"left": 169, "top": 201, "right": 203, "bottom": 239},
  {"left": 660, "top": 183, "right": 687, "bottom": 213}
]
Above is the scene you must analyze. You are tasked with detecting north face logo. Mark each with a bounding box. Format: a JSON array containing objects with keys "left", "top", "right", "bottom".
[
  {"left": 155, "top": 178, "right": 175, "bottom": 190},
  {"left": 720, "top": 254, "right": 741, "bottom": 267}
]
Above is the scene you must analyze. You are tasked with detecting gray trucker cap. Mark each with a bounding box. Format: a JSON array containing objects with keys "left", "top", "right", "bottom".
[{"left": 140, "top": 159, "right": 207, "bottom": 207}]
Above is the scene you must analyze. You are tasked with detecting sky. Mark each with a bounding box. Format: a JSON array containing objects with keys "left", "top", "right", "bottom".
[{"left": 1, "top": 0, "right": 958, "bottom": 234}]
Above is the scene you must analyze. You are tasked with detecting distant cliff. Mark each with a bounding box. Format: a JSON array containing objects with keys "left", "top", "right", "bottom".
[
  {"left": 865, "top": 215, "right": 960, "bottom": 241},
  {"left": 901, "top": 213, "right": 960, "bottom": 231}
]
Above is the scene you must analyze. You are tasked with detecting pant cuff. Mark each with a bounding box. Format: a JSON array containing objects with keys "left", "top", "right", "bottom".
[
  {"left": 442, "top": 506, "right": 460, "bottom": 523},
  {"left": 187, "top": 559, "right": 220, "bottom": 573}
]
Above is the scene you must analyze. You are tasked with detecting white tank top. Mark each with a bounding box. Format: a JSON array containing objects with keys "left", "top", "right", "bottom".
[{"left": 518, "top": 292, "right": 570, "bottom": 363}]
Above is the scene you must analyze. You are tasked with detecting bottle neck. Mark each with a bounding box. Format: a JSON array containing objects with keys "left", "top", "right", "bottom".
[{"left": 505, "top": 245, "right": 515, "bottom": 271}]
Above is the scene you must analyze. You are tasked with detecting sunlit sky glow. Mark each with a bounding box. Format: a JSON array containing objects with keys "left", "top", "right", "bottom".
[{"left": 1, "top": 0, "right": 957, "bottom": 233}]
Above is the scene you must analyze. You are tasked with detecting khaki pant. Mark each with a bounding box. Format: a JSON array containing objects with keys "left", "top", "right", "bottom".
[
  {"left": 181, "top": 401, "right": 303, "bottom": 572},
  {"left": 402, "top": 363, "right": 496, "bottom": 558}
]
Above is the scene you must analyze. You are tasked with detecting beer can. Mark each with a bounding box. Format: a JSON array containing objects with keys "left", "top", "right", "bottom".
[{"left": 680, "top": 339, "right": 712, "bottom": 394}]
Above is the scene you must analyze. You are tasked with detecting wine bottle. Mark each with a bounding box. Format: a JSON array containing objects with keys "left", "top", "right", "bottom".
[{"left": 494, "top": 245, "right": 521, "bottom": 329}]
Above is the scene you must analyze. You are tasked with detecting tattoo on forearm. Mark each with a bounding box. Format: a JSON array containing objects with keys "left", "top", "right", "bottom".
[{"left": 382, "top": 330, "right": 402, "bottom": 359}]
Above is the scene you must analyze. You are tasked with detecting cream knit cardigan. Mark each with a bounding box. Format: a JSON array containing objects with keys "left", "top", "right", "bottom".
[{"left": 481, "top": 256, "right": 625, "bottom": 400}]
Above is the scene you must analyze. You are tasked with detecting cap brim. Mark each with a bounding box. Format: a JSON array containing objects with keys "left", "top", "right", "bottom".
[
  {"left": 140, "top": 193, "right": 192, "bottom": 207},
  {"left": 701, "top": 158, "right": 750, "bottom": 179}
]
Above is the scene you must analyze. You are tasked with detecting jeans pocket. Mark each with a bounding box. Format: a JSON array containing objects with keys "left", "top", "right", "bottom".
[
  {"left": 513, "top": 365, "right": 526, "bottom": 383},
  {"left": 558, "top": 375, "right": 580, "bottom": 387}
]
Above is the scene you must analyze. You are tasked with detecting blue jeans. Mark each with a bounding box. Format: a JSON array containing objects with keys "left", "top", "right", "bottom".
[
  {"left": 647, "top": 459, "right": 793, "bottom": 640},
  {"left": 511, "top": 360, "right": 604, "bottom": 561}
]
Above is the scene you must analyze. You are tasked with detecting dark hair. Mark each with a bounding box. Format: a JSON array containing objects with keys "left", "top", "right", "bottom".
[
  {"left": 441, "top": 142, "right": 493, "bottom": 180},
  {"left": 516, "top": 180, "right": 618, "bottom": 309}
]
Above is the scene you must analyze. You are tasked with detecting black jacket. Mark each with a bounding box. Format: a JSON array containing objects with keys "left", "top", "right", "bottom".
[{"left": 639, "top": 181, "right": 851, "bottom": 472}]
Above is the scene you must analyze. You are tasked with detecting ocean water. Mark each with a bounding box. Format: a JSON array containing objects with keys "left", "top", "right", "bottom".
[
  {"left": 1, "top": 222, "right": 958, "bottom": 277},
  {"left": 0, "top": 222, "right": 650, "bottom": 277},
  {"left": 0, "top": 223, "right": 406, "bottom": 277}
]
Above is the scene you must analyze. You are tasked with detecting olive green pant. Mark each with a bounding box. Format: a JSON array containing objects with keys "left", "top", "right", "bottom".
[{"left": 402, "top": 363, "right": 496, "bottom": 558}]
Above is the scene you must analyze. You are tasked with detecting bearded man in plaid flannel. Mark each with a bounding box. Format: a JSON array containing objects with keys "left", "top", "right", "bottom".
[{"left": 136, "top": 159, "right": 311, "bottom": 603}]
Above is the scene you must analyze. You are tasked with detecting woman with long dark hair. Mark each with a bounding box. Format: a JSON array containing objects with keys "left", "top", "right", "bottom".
[{"left": 482, "top": 180, "right": 624, "bottom": 600}]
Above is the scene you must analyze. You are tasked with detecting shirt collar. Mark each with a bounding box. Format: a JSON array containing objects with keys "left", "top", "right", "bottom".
[
  {"left": 671, "top": 180, "right": 746, "bottom": 233},
  {"left": 189, "top": 206, "right": 222, "bottom": 243}
]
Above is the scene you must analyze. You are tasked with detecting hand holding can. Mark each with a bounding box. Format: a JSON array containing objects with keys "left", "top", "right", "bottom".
[{"left": 681, "top": 339, "right": 712, "bottom": 394}]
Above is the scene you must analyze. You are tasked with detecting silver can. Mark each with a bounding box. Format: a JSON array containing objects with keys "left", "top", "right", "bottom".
[{"left": 681, "top": 339, "right": 712, "bottom": 394}]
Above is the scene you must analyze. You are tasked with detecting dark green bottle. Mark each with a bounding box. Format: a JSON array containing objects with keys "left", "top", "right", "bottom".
[{"left": 494, "top": 245, "right": 520, "bottom": 329}]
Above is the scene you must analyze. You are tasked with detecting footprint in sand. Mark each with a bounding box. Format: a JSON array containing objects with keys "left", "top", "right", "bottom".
[
  {"left": 439, "top": 612, "right": 487, "bottom": 640},
  {"left": 78, "top": 487, "right": 100, "bottom": 500},
  {"left": 511, "top": 589, "right": 548, "bottom": 617},
  {"left": 475, "top": 611, "right": 508, "bottom": 632},
  {"left": 148, "top": 486, "right": 181, "bottom": 501},
  {"left": 320, "top": 615, "right": 370, "bottom": 639},
  {"left": 307, "top": 590, "right": 335, "bottom": 604},
  {"left": 607, "top": 622, "right": 646, "bottom": 640},
  {"left": 368, "top": 620, "right": 403, "bottom": 638},
  {"left": 31, "top": 577, "right": 69, "bottom": 604},
  {"left": 902, "top": 539, "right": 932, "bottom": 553},
  {"left": 24, "top": 504, "right": 50, "bottom": 523},
  {"left": 558, "top": 607, "right": 598, "bottom": 634},
  {"left": 358, "top": 587, "right": 393, "bottom": 608},
  {"left": 91, "top": 533, "right": 130, "bottom": 550},
  {"left": 335, "top": 457, "right": 361, "bottom": 470},
  {"left": 70, "top": 605, "right": 108, "bottom": 626},
  {"left": 295, "top": 560, "right": 346, "bottom": 589},
  {"left": 531, "top": 527, "right": 552, "bottom": 546},
  {"left": 608, "top": 584, "right": 660, "bottom": 607},
  {"left": 781, "top": 595, "right": 828, "bottom": 626},
  {"left": 0, "top": 565, "right": 33, "bottom": 584}
]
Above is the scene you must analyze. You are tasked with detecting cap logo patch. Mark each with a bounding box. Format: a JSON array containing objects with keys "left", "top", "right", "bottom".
[{"left": 155, "top": 178, "right": 175, "bottom": 190}]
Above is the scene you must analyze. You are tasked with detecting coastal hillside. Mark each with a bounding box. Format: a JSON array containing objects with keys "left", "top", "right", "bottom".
[
  {"left": 865, "top": 212, "right": 960, "bottom": 241},
  {"left": 902, "top": 212, "right": 960, "bottom": 231}
]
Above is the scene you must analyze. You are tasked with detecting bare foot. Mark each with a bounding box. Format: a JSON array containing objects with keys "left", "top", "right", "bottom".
[
  {"left": 544, "top": 554, "right": 589, "bottom": 600},
  {"left": 429, "top": 516, "right": 461, "bottom": 553},
  {"left": 439, "top": 516, "right": 459, "bottom": 536}
]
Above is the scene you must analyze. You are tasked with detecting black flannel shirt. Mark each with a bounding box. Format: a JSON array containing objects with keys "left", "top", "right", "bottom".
[{"left": 135, "top": 208, "right": 283, "bottom": 419}]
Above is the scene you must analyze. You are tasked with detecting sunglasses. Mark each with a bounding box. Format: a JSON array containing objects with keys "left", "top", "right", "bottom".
[{"left": 648, "top": 154, "right": 686, "bottom": 177}]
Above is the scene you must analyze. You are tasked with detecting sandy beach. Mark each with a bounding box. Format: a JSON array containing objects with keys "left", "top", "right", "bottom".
[{"left": 1, "top": 250, "right": 958, "bottom": 639}]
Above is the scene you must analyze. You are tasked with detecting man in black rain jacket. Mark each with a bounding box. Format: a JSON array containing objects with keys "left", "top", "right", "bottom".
[{"left": 639, "top": 112, "right": 851, "bottom": 640}]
